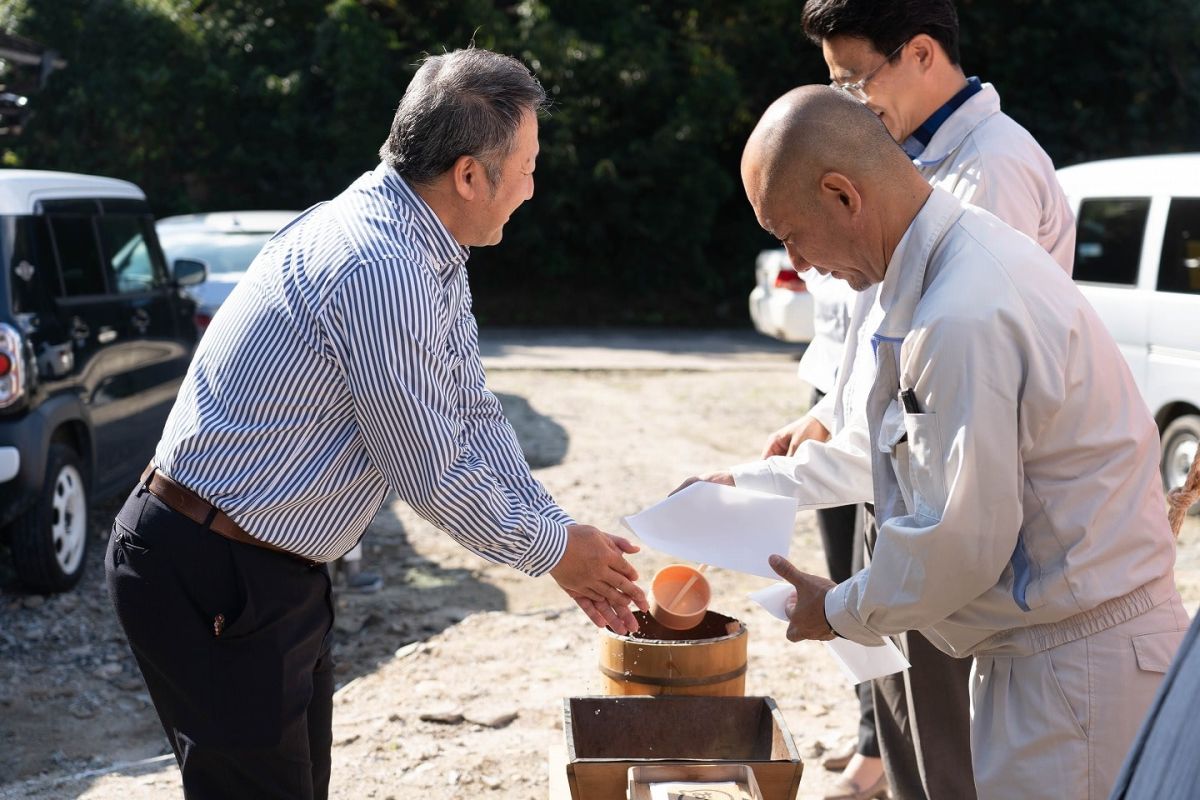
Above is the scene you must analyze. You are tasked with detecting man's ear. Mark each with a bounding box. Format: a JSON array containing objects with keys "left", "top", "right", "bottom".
[
  {"left": 820, "top": 171, "right": 861, "bottom": 215},
  {"left": 451, "top": 155, "right": 483, "bottom": 201},
  {"left": 907, "top": 33, "right": 939, "bottom": 73}
]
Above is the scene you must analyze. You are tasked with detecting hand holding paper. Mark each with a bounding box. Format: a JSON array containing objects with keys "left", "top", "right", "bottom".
[
  {"left": 767, "top": 554, "right": 837, "bottom": 642},
  {"left": 748, "top": 574, "right": 910, "bottom": 686}
]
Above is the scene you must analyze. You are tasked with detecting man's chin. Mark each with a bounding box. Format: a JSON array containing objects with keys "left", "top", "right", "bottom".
[{"left": 476, "top": 229, "right": 504, "bottom": 247}]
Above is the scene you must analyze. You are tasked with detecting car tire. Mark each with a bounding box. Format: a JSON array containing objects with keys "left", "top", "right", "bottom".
[
  {"left": 1161, "top": 414, "right": 1200, "bottom": 517},
  {"left": 10, "top": 443, "right": 90, "bottom": 592}
]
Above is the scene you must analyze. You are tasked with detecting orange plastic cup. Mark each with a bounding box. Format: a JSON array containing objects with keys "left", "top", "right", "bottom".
[{"left": 649, "top": 564, "right": 711, "bottom": 630}]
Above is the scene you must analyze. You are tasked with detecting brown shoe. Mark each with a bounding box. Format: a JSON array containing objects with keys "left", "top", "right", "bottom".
[
  {"left": 821, "top": 742, "right": 858, "bottom": 772},
  {"left": 822, "top": 771, "right": 889, "bottom": 800}
]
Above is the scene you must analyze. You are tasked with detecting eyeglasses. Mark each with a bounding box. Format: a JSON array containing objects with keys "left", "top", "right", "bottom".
[{"left": 831, "top": 40, "right": 908, "bottom": 102}]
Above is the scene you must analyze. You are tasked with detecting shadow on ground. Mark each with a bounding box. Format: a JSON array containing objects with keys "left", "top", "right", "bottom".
[
  {"left": 0, "top": 391, "right": 567, "bottom": 796},
  {"left": 496, "top": 392, "right": 569, "bottom": 468}
]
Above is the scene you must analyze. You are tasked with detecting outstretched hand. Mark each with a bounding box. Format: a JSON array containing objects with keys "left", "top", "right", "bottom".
[
  {"left": 550, "top": 524, "right": 648, "bottom": 635},
  {"left": 670, "top": 471, "right": 735, "bottom": 496},
  {"left": 769, "top": 553, "right": 838, "bottom": 642},
  {"left": 761, "top": 415, "right": 831, "bottom": 459}
]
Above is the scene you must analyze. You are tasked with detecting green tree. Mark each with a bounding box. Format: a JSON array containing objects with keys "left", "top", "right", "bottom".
[{"left": 3, "top": 0, "right": 1197, "bottom": 325}]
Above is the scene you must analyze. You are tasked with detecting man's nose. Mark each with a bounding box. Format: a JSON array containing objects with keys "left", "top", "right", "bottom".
[{"left": 785, "top": 246, "right": 811, "bottom": 272}]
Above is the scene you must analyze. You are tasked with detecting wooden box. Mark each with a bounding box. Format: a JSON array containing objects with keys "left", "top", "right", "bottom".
[
  {"left": 627, "top": 764, "right": 763, "bottom": 800},
  {"left": 562, "top": 696, "right": 802, "bottom": 800}
]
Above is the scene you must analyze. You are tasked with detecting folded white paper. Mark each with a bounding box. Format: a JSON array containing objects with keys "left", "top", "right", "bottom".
[
  {"left": 747, "top": 580, "right": 796, "bottom": 620},
  {"left": 825, "top": 637, "right": 910, "bottom": 685},
  {"left": 621, "top": 482, "right": 796, "bottom": 579},
  {"left": 749, "top": 581, "right": 910, "bottom": 685}
]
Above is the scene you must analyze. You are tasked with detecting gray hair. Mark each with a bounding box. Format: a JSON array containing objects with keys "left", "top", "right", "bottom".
[{"left": 380, "top": 48, "right": 548, "bottom": 188}]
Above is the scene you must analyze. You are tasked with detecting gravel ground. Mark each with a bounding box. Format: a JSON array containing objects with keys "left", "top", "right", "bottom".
[{"left": 2, "top": 364, "right": 1197, "bottom": 800}]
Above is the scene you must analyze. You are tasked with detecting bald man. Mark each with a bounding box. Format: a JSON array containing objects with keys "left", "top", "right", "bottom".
[
  {"left": 681, "top": 86, "right": 1186, "bottom": 799},
  {"left": 764, "top": 4, "right": 1077, "bottom": 797}
]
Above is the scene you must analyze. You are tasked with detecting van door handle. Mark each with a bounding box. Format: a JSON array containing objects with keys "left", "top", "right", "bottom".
[{"left": 98, "top": 326, "right": 118, "bottom": 344}]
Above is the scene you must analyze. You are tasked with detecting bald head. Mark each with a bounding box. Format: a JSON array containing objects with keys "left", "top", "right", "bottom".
[
  {"left": 741, "top": 85, "right": 932, "bottom": 290},
  {"left": 742, "top": 84, "right": 911, "bottom": 210}
]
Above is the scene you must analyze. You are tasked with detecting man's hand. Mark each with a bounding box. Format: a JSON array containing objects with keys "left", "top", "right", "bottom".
[
  {"left": 550, "top": 524, "right": 649, "bottom": 635},
  {"left": 670, "top": 471, "right": 735, "bottom": 496},
  {"left": 769, "top": 553, "right": 838, "bottom": 642},
  {"left": 761, "top": 415, "right": 831, "bottom": 459}
]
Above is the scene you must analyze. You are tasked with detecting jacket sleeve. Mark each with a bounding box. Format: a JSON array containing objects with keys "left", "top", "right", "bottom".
[
  {"left": 730, "top": 403, "right": 875, "bottom": 510},
  {"left": 323, "top": 262, "right": 567, "bottom": 577},
  {"left": 807, "top": 391, "right": 837, "bottom": 433}
]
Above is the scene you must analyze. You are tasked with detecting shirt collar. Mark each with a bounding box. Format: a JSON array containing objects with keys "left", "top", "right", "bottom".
[
  {"left": 902, "top": 77, "right": 985, "bottom": 160},
  {"left": 875, "top": 187, "right": 964, "bottom": 340},
  {"left": 374, "top": 163, "right": 470, "bottom": 272}
]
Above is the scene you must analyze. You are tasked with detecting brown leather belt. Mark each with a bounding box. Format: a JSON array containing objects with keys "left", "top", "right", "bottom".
[{"left": 140, "top": 464, "right": 318, "bottom": 567}]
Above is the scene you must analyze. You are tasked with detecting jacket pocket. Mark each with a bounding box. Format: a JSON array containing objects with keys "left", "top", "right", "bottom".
[
  {"left": 878, "top": 400, "right": 915, "bottom": 516},
  {"left": 903, "top": 411, "right": 948, "bottom": 520},
  {"left": 1133, "top": 629, "right": 1186, "bottom": 674}
]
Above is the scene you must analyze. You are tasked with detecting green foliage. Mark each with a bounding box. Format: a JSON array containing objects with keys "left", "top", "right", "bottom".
[{"left": 2, "top": 0, "right": 1197, "bottom": 325}]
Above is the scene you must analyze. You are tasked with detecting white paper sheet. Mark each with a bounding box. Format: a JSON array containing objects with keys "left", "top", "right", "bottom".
[
  {"left": 748, "top": 581, "right": 910, "bottom": 685},
  {"left": 649, "top": 782, "right": 747, "bottom": 800},
  {"left": 621, "top": 482, "right": 796, "bottom": 579}
]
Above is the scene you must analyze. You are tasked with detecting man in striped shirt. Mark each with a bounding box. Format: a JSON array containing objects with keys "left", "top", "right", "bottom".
[{"left": 106, "top": 48, "right": 647, "bottom": 800}]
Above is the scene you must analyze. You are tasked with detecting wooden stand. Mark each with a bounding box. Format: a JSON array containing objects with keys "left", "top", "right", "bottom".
[{"left": 562, "top": 695, "right": 802, "bottom": 800}]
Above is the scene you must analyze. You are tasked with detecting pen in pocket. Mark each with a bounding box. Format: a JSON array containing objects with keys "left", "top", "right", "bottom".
[{"left": 900, "top": 387, "right": 921, "bottom": 414}]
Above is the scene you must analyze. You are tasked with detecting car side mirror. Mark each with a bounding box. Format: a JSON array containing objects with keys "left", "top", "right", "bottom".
[{"left": 172, "top": 258, "right": 209, "bottom": 287}]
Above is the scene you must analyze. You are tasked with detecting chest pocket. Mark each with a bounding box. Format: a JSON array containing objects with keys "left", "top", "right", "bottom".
[{"left": 878, "top": 399, "right": 948, "bottom": 521}]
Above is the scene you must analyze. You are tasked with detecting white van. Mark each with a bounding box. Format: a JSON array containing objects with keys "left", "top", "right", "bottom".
[{"left": 1056, "top": 154, "right": 1200, "bottom": 506}]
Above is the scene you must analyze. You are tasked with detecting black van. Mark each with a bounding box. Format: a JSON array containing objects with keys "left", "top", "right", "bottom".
[{"left": 0, "top": 169, "right": 204, "bottom": 592}]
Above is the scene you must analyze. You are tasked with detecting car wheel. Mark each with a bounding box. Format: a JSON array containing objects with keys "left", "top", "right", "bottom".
[
  {"left": 10, "top": 443, "right": 90, "bottom": 592},
  {"left": 1162, "top": 414, "right": 1200, "bottom": 517}
]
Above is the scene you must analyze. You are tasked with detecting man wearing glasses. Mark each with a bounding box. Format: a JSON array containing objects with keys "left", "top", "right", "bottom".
[{"left": 755, "top": 2, "right": 1074, "bottom": 798}]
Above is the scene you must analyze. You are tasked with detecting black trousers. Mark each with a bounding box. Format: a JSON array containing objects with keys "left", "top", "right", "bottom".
[
  {"left": 812, "top": 388, "right": 879, "bottom": 760},
  {"left": 863, "top": 505, "right": 976, "bottom": 800},
  {"left": 107, "top": 483, "right": 335, "bottom": 800}
]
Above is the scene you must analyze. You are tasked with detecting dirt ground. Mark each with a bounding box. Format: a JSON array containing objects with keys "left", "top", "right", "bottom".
[{"left": 2, "top": 365, "right": 1198, "bottom": 800}]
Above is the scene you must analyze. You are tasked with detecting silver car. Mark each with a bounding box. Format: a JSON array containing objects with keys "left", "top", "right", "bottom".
[
  {"left": 157, "top": 210, "right": 299, "bottom": 332},
  {"left": 748, "top": 247, "right": 815, "bottom": 343}
]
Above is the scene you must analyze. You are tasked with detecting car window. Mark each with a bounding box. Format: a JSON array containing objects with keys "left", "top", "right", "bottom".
[
  {"left": 47, "top": 215, "right": 108, "bottom": 296},
  {"left": 7, "top": 216, "right": 59, "bottom": 314},
  {"left": 1073, "top": 198, "right": 1149, "bottom": 285},
  {"left": 96, "top": 215, "right": 164, "bottom": 294},
  {"left": 1156, "top": 198, "right": 1200, "bottom": 295},
  {"left": 157, "top": 230, "right": 273, "bottom": 275}
]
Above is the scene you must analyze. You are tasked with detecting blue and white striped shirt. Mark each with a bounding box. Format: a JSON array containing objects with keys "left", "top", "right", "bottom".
[{"left": 154, "top": 163, "right": 572, "bottom": 574}]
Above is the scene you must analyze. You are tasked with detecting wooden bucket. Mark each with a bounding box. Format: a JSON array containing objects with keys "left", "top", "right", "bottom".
[{"left": 598, "top": 610, "right": 747, "bottom": 697}]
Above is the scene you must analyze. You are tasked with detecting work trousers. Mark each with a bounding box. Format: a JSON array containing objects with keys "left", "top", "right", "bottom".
[
  {"left": 817, "top": 503, "right": 879, "bottom": 759},
  {"left": 1110, "top": 608, "right": 1200, "bottom": 799},
  {"left": 106, "top": 483, "right": 336, "bottom": 800},
  {"left": 812, "top": 388, "right": 879, "bottom": 761},
  {"left": 971, "top": 578, "right": 1187, "bottom": 800},
  {"left": 870, "top": 633, "right": 975, "bottom": 800},
  {"left": 864, "top": 506, "right": 977, "bottom": 800}
]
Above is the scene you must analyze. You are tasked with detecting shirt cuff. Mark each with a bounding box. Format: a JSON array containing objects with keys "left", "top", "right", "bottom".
[
  {"left": 731, "top": 458, "right": 793, "bottom": 498},
  {"left": 540, "top": 504, "right": 575, "bottom": 528},
  {"left": 808, "top": 394, "right": 836, "bottom": 432},
  {"left": 825, "top": 573, "right": 883, "bottom": 646},
  {"left": 511, "top": 514, "right": 569, "bottom": 577}
]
